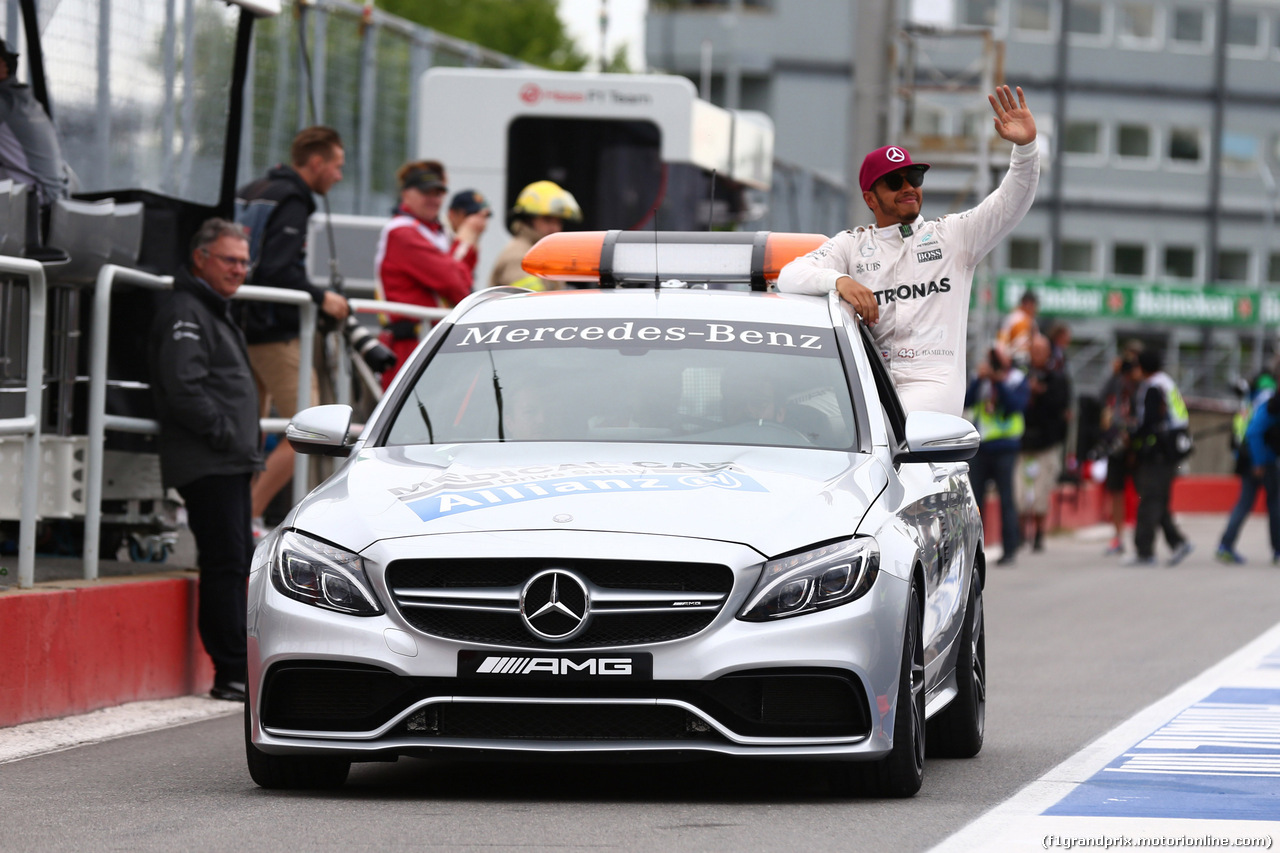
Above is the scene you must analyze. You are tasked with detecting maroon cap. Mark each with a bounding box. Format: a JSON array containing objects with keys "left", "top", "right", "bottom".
[{"left": 859, "top": 145, "right": 930, "bottom": 193}]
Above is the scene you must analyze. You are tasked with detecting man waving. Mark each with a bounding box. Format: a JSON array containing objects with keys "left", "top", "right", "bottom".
[{"left": 778, "top": 85, "right": 1040, "bottom": 416}]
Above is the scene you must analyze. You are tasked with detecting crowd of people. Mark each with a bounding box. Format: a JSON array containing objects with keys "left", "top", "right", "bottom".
[{"left": 961, "top": 294, "right": 1073, "bottom": 567}]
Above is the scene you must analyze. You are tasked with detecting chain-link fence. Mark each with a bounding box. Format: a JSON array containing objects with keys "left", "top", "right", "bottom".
[
  {"left": 12, "top": 0, "right": 521, "bottom": 214},
  {"left": 241, "top": 1, "right": 523, "bottom": 217}
]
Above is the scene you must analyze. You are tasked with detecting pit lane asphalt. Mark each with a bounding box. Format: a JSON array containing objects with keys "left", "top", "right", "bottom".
[{"left": 4, "top": 514, "right": 1280, "bottom": 853}]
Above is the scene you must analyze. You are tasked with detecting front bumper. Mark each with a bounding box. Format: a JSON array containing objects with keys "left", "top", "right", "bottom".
[{"left": 247, "top": 531, "right": 909, "bottom": 761}]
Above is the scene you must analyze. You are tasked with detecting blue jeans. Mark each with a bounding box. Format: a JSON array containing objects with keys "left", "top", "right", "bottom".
[
  {"left": 969, "top": 447, "right": 1020, "bottom": 556},
  {"left": 1219, "top": 462, "right": 1280, "bottom": 553}
]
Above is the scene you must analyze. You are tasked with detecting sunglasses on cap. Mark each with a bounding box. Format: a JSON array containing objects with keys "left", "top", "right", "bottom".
[{"left": 880, "top": 167, "right": 926, "bottom": 192}]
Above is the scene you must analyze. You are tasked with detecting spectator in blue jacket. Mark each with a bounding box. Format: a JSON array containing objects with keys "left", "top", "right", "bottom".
[
  {"left": 1216, "top": 391, "right": 1280, "bottom": 565},
  {"left": 965, "top": 347, "right": 1031, "bottom": 566}
]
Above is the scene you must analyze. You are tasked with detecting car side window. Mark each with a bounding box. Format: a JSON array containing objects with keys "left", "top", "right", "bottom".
[{"left": 859, "top": 326, "right": 908, "bottom": 449}]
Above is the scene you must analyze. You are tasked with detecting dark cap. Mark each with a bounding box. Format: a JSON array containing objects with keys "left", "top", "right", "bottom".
[
  {"left": 449, "top": 189, "right": 490, "bottom": 216},
  {"left": 0, "top": 39, "right": 18, "bottom": 72},
  {"left": 401, "top": 165, "right": 447, "bottom": 193},
  {"left": 859, "top": 145, "right": 930, "bottom": 193}
]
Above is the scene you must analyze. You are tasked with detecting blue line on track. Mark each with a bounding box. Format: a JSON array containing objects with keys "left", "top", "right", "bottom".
[{"left": 1046, "top": 681, "right": 1280, "bottom": 820}]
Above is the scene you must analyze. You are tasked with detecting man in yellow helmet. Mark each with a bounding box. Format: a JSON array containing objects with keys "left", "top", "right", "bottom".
[{"left": 489, "top": 180, "right": 582, "bottom": 290}]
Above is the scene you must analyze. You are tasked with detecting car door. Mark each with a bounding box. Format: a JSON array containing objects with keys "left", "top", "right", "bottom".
[{"left": 853, "top": 322, "right": 969, "bottom": 693}]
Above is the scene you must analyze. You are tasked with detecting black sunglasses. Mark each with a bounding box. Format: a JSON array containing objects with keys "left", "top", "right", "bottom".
[{"left": 880, "top": 167, "right": 926, "bottom": 192}]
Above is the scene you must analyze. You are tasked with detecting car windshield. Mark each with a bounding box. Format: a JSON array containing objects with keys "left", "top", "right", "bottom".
[{"left": 383, "top": 316, "right": 858, "bottom": 450}]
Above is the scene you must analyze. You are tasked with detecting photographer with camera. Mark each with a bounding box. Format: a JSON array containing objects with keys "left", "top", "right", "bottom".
[
  {"left": 234, "top": 126, "right": 350, "bottom": 538},
  {"left": 374, "top": 160, "right": 484, "bottom": 389},
  {"left": 965, "top": 345, "right": 1031, "bottom": 566}
]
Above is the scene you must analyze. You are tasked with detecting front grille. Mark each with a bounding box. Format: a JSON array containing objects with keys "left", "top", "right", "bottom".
[
  {"left": 384, "top": 558, "right": 735, "bottom": 648},
  {"left": 411, "top": 609, "right": 718, "bottom": 647}
]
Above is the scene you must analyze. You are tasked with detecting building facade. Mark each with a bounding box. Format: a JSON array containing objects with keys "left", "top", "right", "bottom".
[{"left": 648, "top": 0, "right": 1280, "bottom": 398}]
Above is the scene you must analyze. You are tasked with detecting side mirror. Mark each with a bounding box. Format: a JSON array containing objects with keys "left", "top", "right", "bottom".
[
  {"left": 895, "top": 411, "right": 980, "bottom": 463},
  {"left": 286, "top": 404, "right": 355, "bottom": 457}
]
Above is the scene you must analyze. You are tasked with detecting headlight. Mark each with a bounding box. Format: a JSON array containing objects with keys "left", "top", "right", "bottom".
[
  {"left": 269, "top": 530, "right": 384, "bottom": 616},
  {"left": 738, "top": 538, "right": 879, "bottom": 622}
]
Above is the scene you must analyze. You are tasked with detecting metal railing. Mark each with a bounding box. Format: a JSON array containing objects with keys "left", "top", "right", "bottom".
[
  {"left": 83, "top": 265, "right": 316, "bottom": 580},
  {"left": 0, "top": 258, "right": 47, "bottom": 589},
  {"left": 80, "top": 265, "right": 446, "bottom": 580}
]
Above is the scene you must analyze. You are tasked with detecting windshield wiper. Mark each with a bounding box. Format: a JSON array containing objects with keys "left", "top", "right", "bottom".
[
  {"left": 489, "top": 350, "right": 505, "bottom": 441},
  {"left": 413, "top": 389, "right": 434, "bottom": 443}
]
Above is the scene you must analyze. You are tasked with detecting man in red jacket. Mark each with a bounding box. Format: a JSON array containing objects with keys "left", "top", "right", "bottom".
[{"left": 374, "top": 160, "right": 487, "bottom": 388}]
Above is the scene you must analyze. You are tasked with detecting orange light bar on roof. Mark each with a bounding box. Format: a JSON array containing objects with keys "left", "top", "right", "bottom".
[
  {"left": 762, "top": 233, "right": 828, "bottom": 280},
  {"left": 521, "top": 230, "right": 830, "bottom": 291},
  {"left": 521, "top": 231, "right": 608, "bottom": 283}
]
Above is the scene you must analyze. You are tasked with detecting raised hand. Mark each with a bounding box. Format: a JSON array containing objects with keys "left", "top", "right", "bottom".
[{"left": 989, "top": 85, "right": 1036, "bottom": 146}]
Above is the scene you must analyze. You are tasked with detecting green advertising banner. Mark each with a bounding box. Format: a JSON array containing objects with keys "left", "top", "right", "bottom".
[{"left": 991, "top": 276, "right": 1280, "bottom": 327}]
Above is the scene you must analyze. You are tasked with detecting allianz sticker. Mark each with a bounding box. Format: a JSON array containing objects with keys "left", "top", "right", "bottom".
[{"left": 392, "top": 462, "right": 768, "bottom": 523}]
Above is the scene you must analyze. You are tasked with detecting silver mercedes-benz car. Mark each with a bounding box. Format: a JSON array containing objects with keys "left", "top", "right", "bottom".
[{"left": 245, "top": 231, "right": 986, "bottom": 797}]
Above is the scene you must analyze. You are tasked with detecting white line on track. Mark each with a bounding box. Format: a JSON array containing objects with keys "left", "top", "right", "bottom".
[
  {"left": 0, "top": 696, "right": 241, "bottom": 765},
  {"left": 932, "top": 620, "right": 1280, "bottom": 851}
]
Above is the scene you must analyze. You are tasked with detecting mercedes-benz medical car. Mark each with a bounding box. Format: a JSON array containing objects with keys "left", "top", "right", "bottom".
[{"left": 246, "top": 231, "right": 986, "bottom": 797}]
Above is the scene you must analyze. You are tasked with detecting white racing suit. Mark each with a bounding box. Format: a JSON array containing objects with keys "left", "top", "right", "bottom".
[{"left": 777, "top": 141, "right": 1040, "bottom": 416}]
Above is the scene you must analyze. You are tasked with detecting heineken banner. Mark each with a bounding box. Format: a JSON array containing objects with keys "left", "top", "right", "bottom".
[{"left": 992, "top": 276, "right": 1280, "bottom": 327}]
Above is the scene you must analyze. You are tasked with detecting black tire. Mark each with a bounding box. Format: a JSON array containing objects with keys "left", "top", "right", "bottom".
[
  {"left": 244, "top": 704, "right": 351, "bottom": 790},
  {"left": 928, "top": 572, "right": 986, "bottom": 758},
  {"left": 832, "top": 581, "right": 925, "bottom": 797}
]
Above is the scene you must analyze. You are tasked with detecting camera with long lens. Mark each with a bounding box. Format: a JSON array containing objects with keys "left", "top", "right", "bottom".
[{"left": 343, "top": 315, "right": 397, "bottom": 373}]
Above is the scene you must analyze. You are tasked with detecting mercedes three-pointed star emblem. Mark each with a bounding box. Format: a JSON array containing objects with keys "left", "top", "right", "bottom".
[{"left": 520, "top": 569, "right": 591, "bottom": 641}]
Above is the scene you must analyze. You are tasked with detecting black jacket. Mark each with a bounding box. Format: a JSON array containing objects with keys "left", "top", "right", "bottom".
[
  {"left": 236, "top": 165, "right": 327, "bottom": 344},
  {"left": 149, "top": 268, "right": 263, "bottom": 489},
  {"left": 1021, "top": 364, "right": 1071, "bottom": 451}
]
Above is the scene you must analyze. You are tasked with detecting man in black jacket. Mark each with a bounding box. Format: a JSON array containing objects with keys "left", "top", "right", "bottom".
[
  {"left": 1016, "top": 333, "right": 1071, "bottom": 552},
  {"left": 150, "top": 219, "right": 263, "bottom": 702},
  {"left": 236, "top": 126, "right": 349, "bottom": 537}
]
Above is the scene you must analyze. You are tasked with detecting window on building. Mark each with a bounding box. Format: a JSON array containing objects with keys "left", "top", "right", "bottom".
[
  {"left": 1226, "top": 11, "right": 1260, "bottom": 48},
  {"left": 912, "top": 106, "right": 946, "bottom": 137},
  {"left": 1061, "top": 240, "right": 1095, "bottom": 274},
  {"left": 1114, "top": 243, "right": 1147, "bottom": 277},
  {"left": 1218, "top": 249, "right": 1251, "bottom": 282},
  {"left": 1117, "top": 124, "right": 1152, "bottom": 158},
  {"left": 1171, "top": 6, "right": 1207, "bottom": 44},
  {"left": 1068, "top": 2, "right": 1104, "bottom": 36},
  {"left": 1064, "top": 121, "right": 1102, "bottom": 155},
  {"left": 1164, "top": 246, "right": 1196, "bottom": 279},
  {"left": 961, "top": 0, "right": 999, "bottom": 27},
  {"left": 1168, "top": 127, "right": 1202, "bottom": 163},
  {"left": 1009, "top": 238, "right": 1042, "bottom": 271},
  {"left": 1015, "top": 0, "right": 1052, "bottom": 33},
  {"left": 1221, "top": 132, "right": 1260, "bottom": 173},
  {"left": 1269, "top": 252, "right": 1280, "bottom": 284},
  {"left": 1118, "top": 3, "right": 1157, "bottom": 40}
]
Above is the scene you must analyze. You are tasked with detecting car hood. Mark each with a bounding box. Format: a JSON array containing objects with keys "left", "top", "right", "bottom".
[{"left": 291, "top": 443, "right": 887, "bottom": 558}]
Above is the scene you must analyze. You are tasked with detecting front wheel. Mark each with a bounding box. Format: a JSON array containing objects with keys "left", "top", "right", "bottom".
[
  {"left": 928, "top": 571, "right": 986, "bottom": 757},
  {"left": 244, "top": 704, "right": 351, "bottom": 790},
  {"left": 831, "top": 580, "right": 925, "bottom": 797}
]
